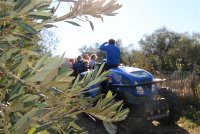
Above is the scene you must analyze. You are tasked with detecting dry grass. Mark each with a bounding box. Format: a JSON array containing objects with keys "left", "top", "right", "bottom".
[
  {"left": 137, "top": 118, "right": 200, "bottom": 134},
  {"left": 178, "top": 117, "right": 200, "bottom": 134}
]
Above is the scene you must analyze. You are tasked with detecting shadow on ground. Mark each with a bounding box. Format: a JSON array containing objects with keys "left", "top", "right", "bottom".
[
  {"left": 77, "top": 114, "right": 189, "bottom": 134},
  {"left": 139, "top": 123, "right": 189, "bottom": 134}
]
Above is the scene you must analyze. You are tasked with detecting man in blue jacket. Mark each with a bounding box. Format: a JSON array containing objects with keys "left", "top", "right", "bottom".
[{"left": 100, "top": 39, "right": 120, "bottom": 70}]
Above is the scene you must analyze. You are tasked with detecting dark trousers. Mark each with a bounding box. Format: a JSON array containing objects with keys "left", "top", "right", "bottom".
[
  {"left": 104, "top": 64, "right": 119, "bottom": 71},
  {"left": 101, "top": 64, "right": 118, "bottom": 94}
]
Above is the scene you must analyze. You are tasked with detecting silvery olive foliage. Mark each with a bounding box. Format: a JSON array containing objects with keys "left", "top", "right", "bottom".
[{"left": 0, "top": 0, "right": 128, "bottom": 133}]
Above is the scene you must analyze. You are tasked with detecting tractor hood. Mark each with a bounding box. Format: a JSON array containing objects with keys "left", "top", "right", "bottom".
[
  {"left": 110, "top": 66, "right": 154, "bottom": 80},
  {"left": 108, "top": 66, "right": 158, "bottom": 97},
  {"left": 112, "top": 66, "right": 143, "bottom": 73}
]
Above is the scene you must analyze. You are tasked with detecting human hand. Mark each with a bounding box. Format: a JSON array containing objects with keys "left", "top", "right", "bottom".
[{"left": 104, "top": 42, "right": 108, "bottom": 44}]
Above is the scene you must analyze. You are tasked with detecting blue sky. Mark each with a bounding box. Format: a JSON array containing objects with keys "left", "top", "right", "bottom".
[{"left": 51, "top": 0, "right": 200, "bottom": 58}]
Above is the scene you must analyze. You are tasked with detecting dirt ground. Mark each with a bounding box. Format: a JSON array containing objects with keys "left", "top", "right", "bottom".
[{"left": 77, "top": 115, "right": 200, "bottom": 134}]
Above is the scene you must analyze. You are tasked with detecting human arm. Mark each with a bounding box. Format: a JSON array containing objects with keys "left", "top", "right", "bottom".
[{"left": 100, "top": 42, "right": 108, "bottom": 50}]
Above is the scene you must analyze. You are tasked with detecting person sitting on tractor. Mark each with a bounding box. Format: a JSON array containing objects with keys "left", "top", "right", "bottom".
[{"left": 100, "top": 39, "right": 120, "bottom": 70}]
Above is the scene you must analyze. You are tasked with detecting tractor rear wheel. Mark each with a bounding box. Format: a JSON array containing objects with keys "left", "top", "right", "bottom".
[{"left": 157, "top": 88, "right": 182, "bottom": 125}]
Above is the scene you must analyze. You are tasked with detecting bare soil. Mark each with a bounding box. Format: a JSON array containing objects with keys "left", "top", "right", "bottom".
[{"left": 77, "top": 115, "right": 200, "bottom": 134}]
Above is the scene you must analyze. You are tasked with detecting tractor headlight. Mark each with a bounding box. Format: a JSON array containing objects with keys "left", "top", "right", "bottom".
[{"left": 136, "top": 86, "right": 144, "bottom": 94}]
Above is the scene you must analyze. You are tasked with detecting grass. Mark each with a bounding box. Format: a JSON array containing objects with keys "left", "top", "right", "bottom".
[
  {"left": 144, "top": 101, "right": 200, "bottom": 134},
  {"left": 178, "top": 103, "right": 200, "bottom": 134},
  {"left": 178, "top": 117, "right": 200, "bottom": 134}
]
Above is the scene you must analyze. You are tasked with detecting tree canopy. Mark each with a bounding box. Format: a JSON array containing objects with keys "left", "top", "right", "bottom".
[{"left": 78, "top": 27, "right": 200, "bottom": 73}]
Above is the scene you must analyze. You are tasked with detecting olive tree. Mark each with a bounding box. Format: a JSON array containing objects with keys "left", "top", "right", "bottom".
[{"left": 0, "top": 0, "right": 128, "bottom": 133}]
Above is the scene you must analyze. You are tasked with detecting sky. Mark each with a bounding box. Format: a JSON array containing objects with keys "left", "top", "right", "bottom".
[{"left": 50, "top": 0, "right": 200, "bottom": 58}]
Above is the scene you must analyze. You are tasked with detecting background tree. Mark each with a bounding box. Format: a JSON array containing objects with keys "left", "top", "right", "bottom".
[
  {"left": 78, "top": 27, "right": 200, "bottom": 74},
  {"left": 139, "top": 27, "right": 200, "bottom": 72},
  {"left": 139, "top": 27, "right": 180, "bottom": 71},
  {"left": 38, "top": 28, "right": 59, "bottom": 54},
  {"left": 79, "top": 42, "right": 106, "bottom": 62}
]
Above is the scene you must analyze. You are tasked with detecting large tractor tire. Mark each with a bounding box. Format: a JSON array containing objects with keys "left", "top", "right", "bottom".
[{"left": 157, "top": 88, "right": 182, "bottom": 125}]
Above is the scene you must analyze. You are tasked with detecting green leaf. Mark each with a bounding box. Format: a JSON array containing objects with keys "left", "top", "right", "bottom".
[
  {"left": 19, "top": 0, "right": 50, "bottom": 14},
  {"left": 4, "top": 35, "right": 20, "bottom": 43},
  {"left": 95, "top": 96, "right": 113, "bottom": 108},
  {"left": 0, "top": 76, "right": 8, "bottom": 85},
  {"left": 104, "top": 13, "right": 118, "bottom": 16},
  {"left": 84, "top": 71, "right": 92, "bottom": 85},
  {"left": 0, "top": 48, "right": 20, "bottom": 65},
  {"left": 106, "top": 90, "right": 113, "bottom": 98},
  {"left": 36, "top": 4, "right": 51, "bottom": 11},
  {"left": 96, "top": 62, "right": 105, "bottom": 78},
  {"left": 9, "top": 82, "right": 23, "bottom": 99},
  {"left": 68, "top": 122, "right": 82, "bottom": 131},
  {"left": 13, "top": 0, "right": 25, "bottom": 11},
  {"left": 13, "top": 32, "right": 32, "bottom": 41},
  {"left": 105, "top": 111, "right": 117, "bottom": 118},
  {"left": 35, "top": 122, "right": 56, "bottom": 133},
  {"left": 18, "top": 55, "right": 29, "bottom": 76},
  {"left": 25, "top": 69, "right": 57, "bottom": 86},
  {"left": 102, "top": 0, "right": 118, "bottom": 11},
  {"left": 14, "top": 20, "right": 38, "bottom": 35},
  {"left": 12, "top": 108, "right": 50, "bottom": 133},
  {"left": 85, "top": 76, "right": 106, "bottom": 88},
  {"left": 100, "top": 101, "right": 123, "bottom": 116},
  {"left": 28, "top": 11, "right": 52, "bottom": 19},
  {"left": 21, "top": 49, "right": 39, "bottom": 56},
  {"left": 72, "top": 74, "right": 80, "bottom": 88},
  {"left": 18, "top": 0, "right": 32, "bottom": 12},
  {"left": 9, "top": 102, "right": 24, "bottom": 112},
  {"left": 30, "top": 52, "right": 50, "bottom": 76},
  {"left": 27, "top": 127, "right": 36, "bottom": 134},
  {"left": 89, "top": 21, "right": 94, "bottom": 31},
  {"left": 43, "top": 24, "right": 57, "bottom": 28},
  {"left": 0, "top": 12, "right": 10, "bottom": 18},
  {"left": 26, "top": 57, "right": 63, "bottom": 85},
  {"left": 24, "top": 101, "right": 49, "bottom": 108},
  {"left": 9, "top": 92, "right": 24, "bottom": 101},
  {"left": 114, "top": 108, "right": 129, "bottom": 119},
  {"left": 20, "top": 94, "right": 40, "bottom": 102},
  {"left": 65, "top": 21, "right": 81, "bottom": 26},
  {"left": 99, "top": 70, "right": 110, "bottom": 78}
]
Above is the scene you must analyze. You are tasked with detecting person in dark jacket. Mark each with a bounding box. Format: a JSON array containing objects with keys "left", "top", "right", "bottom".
[
  {"left": 100, "top": 39, "right": 120, "bottom": 70},
  {"left": 73, "top": 56, "right": 87, "bottom": 76}
]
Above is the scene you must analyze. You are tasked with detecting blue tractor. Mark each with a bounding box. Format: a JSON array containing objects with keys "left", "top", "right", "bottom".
[{"left": 79, "top": 65, "right": 182, "bottom": 134}]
